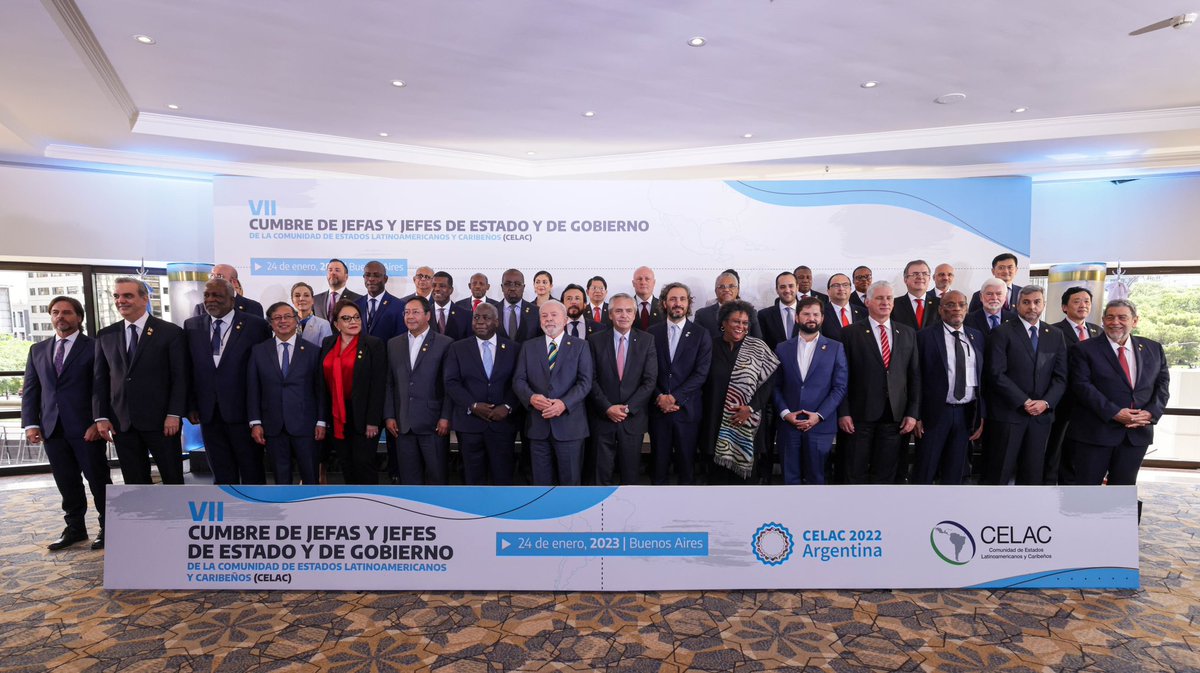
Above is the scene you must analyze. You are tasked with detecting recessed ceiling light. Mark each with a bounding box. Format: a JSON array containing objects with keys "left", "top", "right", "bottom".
[
  {"left": 390, "top": 79, "right": 406, "bottom": 88},
  {"left": 133, "top": 34, "right": 156, "bottom": 45},
  {"left": 378, "top": 132, "right": 389, "bottom": 138},
  {"left": 742, "top": 133, "right": 754, "bottom": 139},
  {"left": 1106, "top": 149, "right": 1140, "bottom": 157},
  {"left": 934, "top": 92, "right": 968, "bottom": 105},
  {"left": 687, "top": 36, "right": 706, "bottom": 47},
  {"left": 166, "top": 104, "right": 179, "bottom": 110},
  {"left": 582, "top": 111, "right": 596, "bottom": 118},
  {"left": 527, "top": 151, "right": 537, "bottom": 156},
  {"left": 1011, "top": 106, "right": 1029, "bottom": 113},
  {"left": 860, "top": 81, "right": 879, "bottom": 89}
]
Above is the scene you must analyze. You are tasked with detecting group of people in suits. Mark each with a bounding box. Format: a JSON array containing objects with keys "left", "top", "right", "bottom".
[{"left": 20, "top": 254, "right": 1171, "bottom": 551}]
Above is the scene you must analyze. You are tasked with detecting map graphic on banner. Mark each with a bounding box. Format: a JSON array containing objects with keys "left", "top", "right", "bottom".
[{"left": 213, "top": 178, "right": 1032, "bottom": 309}]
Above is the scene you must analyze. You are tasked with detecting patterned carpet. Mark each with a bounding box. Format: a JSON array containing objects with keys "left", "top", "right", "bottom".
[{"left": 1, "top": 480, "right": 1197, "bottom": 673}]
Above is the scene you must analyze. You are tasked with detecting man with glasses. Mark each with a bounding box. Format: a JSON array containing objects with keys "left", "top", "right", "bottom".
[
  {"left": 892, "top": 260, "right": 938, "bottom": 331},
  {"left": 184, "top": 278, "right": 272, "bottom": 485},
  {"left": 694, "top": 270, "right": 762, "bottom": 339},
  {"left": 970, "top": 253, "right": 1023, "bottom": 312},
  {"left": 247, "top": 302, "right": 327, "bottom": 484},
  {"left": 850, "top": 266, "right": 873, "bottom": 308},
  {"left": 821, "top": 273, "right": 866, "bottom": 342},
  {"left": 400, "top": 265, "right": 436, "bottom": 305},
  {"left": 314, "top": 258, "right": 361, "bottom": 321}
]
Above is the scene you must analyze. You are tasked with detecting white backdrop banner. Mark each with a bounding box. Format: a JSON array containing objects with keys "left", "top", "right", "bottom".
[
  {"left": 104, "top": 485, "right": 1137, "bottom": 591},
  {"left": 214, "top": 178, "right": 1032, "bottom": 309}
]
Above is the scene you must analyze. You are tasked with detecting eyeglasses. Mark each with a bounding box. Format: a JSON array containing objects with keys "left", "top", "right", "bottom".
[
  {"left": 338, "top": 315, "right": 362, "bottom": 323},
  {"left": 828, "top": 282, "right": 851, "bottom": 289},
  {"left": 905, "top": 271, "right": 931, "bottom": 278},
  {"left": 270, "top": 314, "right": 297, "bottom": 323},
  {"left": 853, "top": 274, "right": 872, "bottom": 281},
  {"left": 414, "top": 274, "right": 433, "bottom": 281},
  {"left": 715, "top": 284, "right": 739, "bottom": 291}
]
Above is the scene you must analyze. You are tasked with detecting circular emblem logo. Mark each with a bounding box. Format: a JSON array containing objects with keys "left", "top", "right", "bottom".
[
  {"left": 752, "top": 522, "right": 795, "bottom": 566},
  {"left": 930, "top": 520, "right": 976, "bottom": 565}
]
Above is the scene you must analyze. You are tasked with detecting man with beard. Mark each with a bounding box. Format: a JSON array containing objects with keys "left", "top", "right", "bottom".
[
  {"left": 773, "top": 297, "right": 847, "bottom": 485},
  {"left": 431, "top": 271, "right": 471, "bottom": 340},
  {"left": 694, "top": 270, "right": 762, "bottom": 339},
  {"left": 969, "top": 253, "right": 1023, "bottom": 312},
  {"left": 561, "top": 284, "right": 605, "bottom": 339},
  {"left": 964, "top": 277, "right": 1016, "bottom": 336},
  {"left": 647, "top": 282, "right": 712, "bottom": 485},
  {"left": 314, "top": 258, "right": 362, "bottom": 321}
]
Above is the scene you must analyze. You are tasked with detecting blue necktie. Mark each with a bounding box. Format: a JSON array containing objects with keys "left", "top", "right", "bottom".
[
  {"left": 1029, "top": 325, "right": 1039, "bottom": 352},
  {"left": 281, "top": 342, "right": 291, "bottom": 377},
  {"left": 481, "top": 340, "right": 494, "bottom": 379},
  {"left": 126, "top": 324, "right": 139, "bottom": 362},
  {"left": 54, "top": 338, "right": 67, "bottom": 376},
  {"left": 211, "top": 318, "right": 223, "bottom": 356},
  {"left": 989, "top": 314, "right": 999, "bottom": 330}
]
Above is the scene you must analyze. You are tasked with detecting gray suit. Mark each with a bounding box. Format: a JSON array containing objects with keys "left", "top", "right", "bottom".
[
  {"left": 384, "top": 330, "right": 454, "bottom": 484},
  {"left": 512, "top": 334, "right": 595, "bottom": 485},
  {"left": 314, "top": 288, "right": 362, "bottom": 320}
]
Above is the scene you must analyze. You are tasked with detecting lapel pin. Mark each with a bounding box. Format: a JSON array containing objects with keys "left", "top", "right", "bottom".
[
  {"left": 421, "top": 346, "right": 428, "bottom": 352},
  {"left": 383, "top": 300, "right": 389, "bottom": 306},
  {"left": 500, "top": 343, "right": 506, "bottom": 349},
  {"left": 820, "top": 344, "right": 827, "bottom": 351},
  {"left": 684, "top": 331, "right": 690, "bottom": 338},
  {"left": 145, "top": 327, "right": 154, "bottom": 336},
  {"left": 235, "top": 323, "right": 242, "bottom": 331}
]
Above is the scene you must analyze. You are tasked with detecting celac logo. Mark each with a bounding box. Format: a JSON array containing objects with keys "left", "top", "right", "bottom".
[
  {"left": 752, "top": 522, "right": 794, "bottom": 566},
  {"left": 930, "top": 520, "right": 976, "bottom": 565}
]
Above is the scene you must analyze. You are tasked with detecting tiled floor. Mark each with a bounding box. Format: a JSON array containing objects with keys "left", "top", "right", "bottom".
[{"left": 1, "top": 474, "right": 1197, "bottom": 672}]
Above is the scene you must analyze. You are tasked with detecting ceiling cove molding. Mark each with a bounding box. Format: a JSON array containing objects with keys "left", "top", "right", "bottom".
[
  {"left": 40, "top": 0, "right": 138, "bottom": 125},
  {"left": 133, "top": 107, "right": 1200, "bottom": 178},
  {"left": 43, "top": 144, "right": 363, "bottom": 180}
]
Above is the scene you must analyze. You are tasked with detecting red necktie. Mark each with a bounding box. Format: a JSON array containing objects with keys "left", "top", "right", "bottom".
[
  {"left": 593, "top": 306, "right": 602, "bottom": 322},
  {"left": 472, "top": 298, "right": 481, "bottom": 311},
  {"left": 1076, "top": 324, "right": 1087, "bottom": 341},
  {"left": 640, "top": 302, "right": 650, "bottom": 330},
  {"left": 328, "top": 291, "right": 338, "bottom": 317},
  {"left": 1118, "top": 346, "right": 1133, "bottom": 387},
  {"left": 840, "top": 307, "right": 849, "bottom": 328},
  {"left": 915, "top": 298, "right": 924, "bottom": 329},
  {"left": 879, "top": 325, "right": 891, "bottom": 369}
]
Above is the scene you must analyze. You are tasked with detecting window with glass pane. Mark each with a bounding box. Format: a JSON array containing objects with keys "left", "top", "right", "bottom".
[{"left": 91, "top": 272, "right": 173, "bottom": 326}]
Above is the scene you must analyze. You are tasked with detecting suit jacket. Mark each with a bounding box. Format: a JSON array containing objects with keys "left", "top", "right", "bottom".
[
  {"left": 798, "top": 290, "right": 829, "bottom": 304},
  {"left": 319, "top": 334, "right": 387, "bottom": 433},
  {"left": 964, "top": 308, "right": 1016, "bottom": 336},
  {"left": 1053, "top": 319, "right": 1102, "bottom": 345},
  {"left": 837, "top": 320, "right": 921, "bottom": 422},
  {"left": 849, "top": 291, "right": 868, "bottom": 309},
  {"left": 443, "top": 335, "right": 520, "bottom": 434},
  {"left": 772, "top": 335, "right": 848, "bottom": 436},
  {"left": 1067, "top": 335, "right": 1170, "bottom": 447},
  {"left": 384, "top": 331, "right": 454, "bottom": 434},
  {"left": 22, "top": 333, "right": 97, "bottom": 438},
  {"left": 512, "top": 334, "right": 594, "bottom": 441},
  {"left": 314, "top": 288, "right": 362, "bottom": 320},
  {"left": 185, "top": 312, "right": 272, "bottom": 424},
  {"left": 497, "top": 299, "right": 543, "bottom": 342},
  {"left": 93, "top": 315, "right": 188, "bottom": 432},
  {"left": 759, "top": 301, "right": 798, "bottom": 352},
  {"left": 565, "top": 317, "right": 607, "bottom": 339},
  {"left": 431, "top": 302, "right": 472, "bottom": 341},
  {"left": 984, "top": 319, "right": 1068, "bottom": 424},
  {"left": 969, "top": 284, "right": 1023, "bottom": 313},
  {"left": 820, "top": 302, "right": 868, "bottom": 342},
  {"left": 587, "top": 329, "right": 658, "bottom": 435},
  {"left": 694, "top": 303, "right": 763, "bottom": 340},
  {"left": 453, "top": 296, "right": 503, "bottom": 314},
  {"left": 892, "top": 293, "right": 940, "bottom": 331},
  {"left": 357, "top": 291, "right": 405, "bottom": 343},
  {"left": 586, "top": 302, "right": 612, "bottom": 327},
  {"left": 192, "top": 296, "right": 264, "bottom": 320},
  {"left": 647, "top": 319, "right": 712, "bottom": 423},
  {"left": 916, "top": 324, "right": 986, "bottom": 428},
  {"left": 632, "top": 296, "right": 665, "bottom": 329},
  {"left": 247, "top": 337, "right": 326, "bottom": 436}
]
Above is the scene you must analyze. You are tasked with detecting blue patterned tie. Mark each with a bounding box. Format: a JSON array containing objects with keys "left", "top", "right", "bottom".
[{"left": 547, "top": 340, "right": 558, "bottom": 370}]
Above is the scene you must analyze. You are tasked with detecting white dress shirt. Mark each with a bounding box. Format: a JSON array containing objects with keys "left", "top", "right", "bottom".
[
  {"left": 779, "top": 334, "right": 821, "bottom": 420},
  {"left": 408, "top": 328, "right": 429, "bottom": 369},
  {"left": 869, "top": 318, "right": 893, "bottom": 360},
  {"left": 1108, "top": 337, "right": 1137, "bottom": 386},
  {"left": 942, "top": 324, "right": 978, "bottom": 404}
]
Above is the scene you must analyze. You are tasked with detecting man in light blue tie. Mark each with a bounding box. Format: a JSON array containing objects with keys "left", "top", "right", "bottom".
[{"left": 647, "top": 283, "right": 712, "bottom": 484}]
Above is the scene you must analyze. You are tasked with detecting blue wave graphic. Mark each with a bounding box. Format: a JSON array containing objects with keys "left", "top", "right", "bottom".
[
  {"left": 725, "top": 178, "right": 1031, "bottom": 256},
  {"left": 968, "top": 567, "right": 1138, "bottom": 589},
  {"left": 219, "top": 486, "right": 617, "bottom": 521}
]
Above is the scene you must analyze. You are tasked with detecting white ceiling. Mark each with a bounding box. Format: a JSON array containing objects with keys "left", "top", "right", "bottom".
[{"left": 2, "top": 0, "right": 1199, "bottom": 180}]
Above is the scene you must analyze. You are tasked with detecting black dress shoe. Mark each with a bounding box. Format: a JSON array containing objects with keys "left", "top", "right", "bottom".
[
  {"left": 90, "top": 532, "right": 105, "bottom": 550},
  {"left": 48, "top": 528, "right": 88, "bottom": 551}
]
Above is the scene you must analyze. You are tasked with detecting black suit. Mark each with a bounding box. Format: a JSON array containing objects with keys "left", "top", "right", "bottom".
[
  {"left": 93, "top": 315, "right": 188, "bottom": 484},
  {"left": 963, "top": 308, "right": 1015, "bottom": 336},
  {"left": 892, "top": 293, "right": 939, "bottom": 331},
  {"left": 444, "top": 336, "right": 520, "bottom": 485},
  {"left": 565, "top": 317, "right": 606, "bottom": 340},
  {"left": 984, "top": 319, "right": 1068, "bottom": 485},
  {"left": 820, "top": 302, "right": 867, "bottom": 342},
  {"left": 185, "top": 312, "right": 272, "bottom": 484},
  {"left": 797, "top": 290, "right": 828, "bottom": 304},
  {"left": 314, "top": 288, "right": 362, "bottom": 320},
  {"left": 632, "top": 296, "right": 665, "bottom": 330},
  {"left": 694, "top": 303, "right": 763, "bottom": 340},
  {"left": 586, "top": 302, "right": 611, "bottom": 327},
  {"left": 23, "top": 333, "right": 111, "bottom": 536},
  {"left": 914, "top": 325, "right": 985, "bottom": 484},
  {"left": 193, "top": 297, "right": 264, "bottom": 319},
  {"left": 850, "top": 291, "right": 869, "bottom": 308},
  {"left": 319, "top": 334, "right": 387, "bottom": 484},
  {"left": 497, "top": 299, "right": 543, "bottom": 342},
  {"left": 837, "top": 320, "right": 921, "bottom": 484},
  {"left": 431, "top": 302, "right": 472, "bottom": 341},
  {"left": 1045, "top": 319, "right": 1102, "bottom": 484},
  {"left": 587, "top": 329, "right": 658, "bottom": 485},
  {"left": 969, "top": 284, "right": 1022, "bottom": 313},
  {"left": 453, "top": 296, "right": 503, "bottom": 315},
  {"left": 758, "top": 302, "right": 797, "bottom": 353}
]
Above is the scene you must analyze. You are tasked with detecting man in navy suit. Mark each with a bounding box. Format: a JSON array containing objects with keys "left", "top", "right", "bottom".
[
  {"left": 587, "top": 294, "right": 657, "bottom": 485},
  {"left": 513, "top": 300, "right": 595, "bottom": 485},
  {"left": 694, "top": 271, "right": 763, "bottom": 339},
  {"left": 191, "top": 263, "right": 264, "bottom": 319},
  {"left": 892, "top": 260, "right": 939, "bottom": 331},
  {"left": 969, "top": 253, "right": 1023, "bottom": 313},
  {"left": 648, "top": 282, "right": 711, "bottom": 485},
  {"left": 444, "top": 304, "right": 520, "bottom": 485},
  {"left": 247, "top": 302, "right": 327, "bottom": 484},
  {"left": 185, "top": 279, "right": 272, "bottom": 484},
  {"left": 1046, "top": 286, "right": 1103, "bottom": 484},
  {"left": 23, "top": 296, "right": 111, "bottom": 551},
  {"left": 984, "top": 286, "right": 1068, "bottom": 485},
  {"left": 356, "top": 260, "right": 405, "bottom": 344},
  {"left": 913, "top": 291, "right": 985, "bottom": 485},
  {"left": 562, "top": 284, "right": 606, "bottom": 339},
  {"left": 453, "top": 273, "right": 503, "bottom": 314},
  {"left": 849, "top": 266, "right": 872, "bottom": 308},
  {"left": 1068, "top": 299, "right": 1170, "bottom": 486},
  {"left": 631, "top": 267, "right": 665, "bottom": 331},
  {"left": 821, "top": 273, "right": 867, "bottom": 342},
  {"left": 94, "top": 277, "right": 188, "bottom": 485},
  {"left": 964, "top": 277, "right": 1016, "bottom": 336},
  {"left": 497, "top": 268, "right": 542, "bottom": 342},
  {"left": 431, "top": 271, "right": 471, "bottom": 340},
  {"left": 398, "top": 265, "right": 436, "bottom": 306},
  {"left": 384, "top": 297, "right": 454, "bottom": 485},
  {"left": 759, "top": 272, "right": 799, "bottom": 353},
  {"left": 927, "top": 263, "right": 956, "bottom": 301},
  {"left": 586, "top": 276, "right": 611, "bottom": 327},
  {"left": 773, "top": 297, "right": 848, "bottom": 485}
]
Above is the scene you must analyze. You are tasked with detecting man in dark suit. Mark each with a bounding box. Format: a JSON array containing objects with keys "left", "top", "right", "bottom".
[
  {"left": 247, "top": 302, "right": 327, "bottom": 484},
  {"left": 384, "top": 297, "right": 454, "bottom": 485},
  {"left": 1067, "top": 299, "right": 1170, "bottom": 486},
  {"left": 793, "top": 265, "right": 829, "bottom": 303},
  {"left": 984, "top": 286, "right": 1068, "bottom": 485},
  {"left": 648, "top": 282, "right": 712, "bottom": 485},
  {"left": 497, "top": 268, "right": 542, "bottom": 342},
  {"left": 1046, "top": 286, "right": 1103, "bottom": 484},
  {"left": 431, "top": 271, "right": 471, "bottom": 340},
  {"left": 964, "top": 277, "right": 1016, "bottom": 336},
  {"left": 185, "top": 279, "right": 272, "bottom": 484},
  {"left": 561, "top": 284, "right": 606, "bottom": 339},
  {"left": 773, "top": 298, "right": 848, "bottom": 485},
  {"left": 892, "top": 259, "right": 939, "bottom": 331},
  {"left": 453, "top": 273, "right": 503, "bottom": 314},
  {"left": 586, "top": 276, "right": 611, "bottom": 327},
  {"left": 969, "top": 253, "right": 1022, "bottom": 312},
  {"left": 913, "top": 291, "right": 985, "bottom": 485},
  {"left": 314, "top": 258, "right": 361, "bottom": 321},
  {"left": 631, "top": 266, "right": 665, "bottom": 330},
  {"left": 398, "top": 265, "right": 436, "bottom": 306},
  {"left": 23, "top": 296, "right": 111, "bottom": 551},
  {"left": 512, "top": 300, "right": 595, "bottom": 485},
  {"left": 759, "top": 272, "right": 799, "bottom": 352},
  {"left": 94, "top": 277, "right": 188, "bottom": 485},
  {"left": 587, "top": 294, "right": 657, "bottom": 485},
  {"left": 444, "top": 304, "right": 520, "bottom": 485},
  {"left": 849, "top": 266, "right": 873, "bottom": 308},
  {"left": 837, "top": 281, "right": 920, "bottom": 484},
  {"left": 191, "top": 263, "right": 264, "bottom": 318},
  {"left": 927, "top": 263, "right": 955, "bottom": 301},
  {"left": 356, "top": 260, "right": 405, "bottom": 344},
  {"left": 694, "top": 271, "right": 762, "bottom": 339},
  {"left": 821, "top": 273, "right": 867, "bottom": 342}
]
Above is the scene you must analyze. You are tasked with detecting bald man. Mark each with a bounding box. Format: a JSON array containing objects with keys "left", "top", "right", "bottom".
[{"left": 192, "top": 263, "right": 264, "bottom": 318}]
